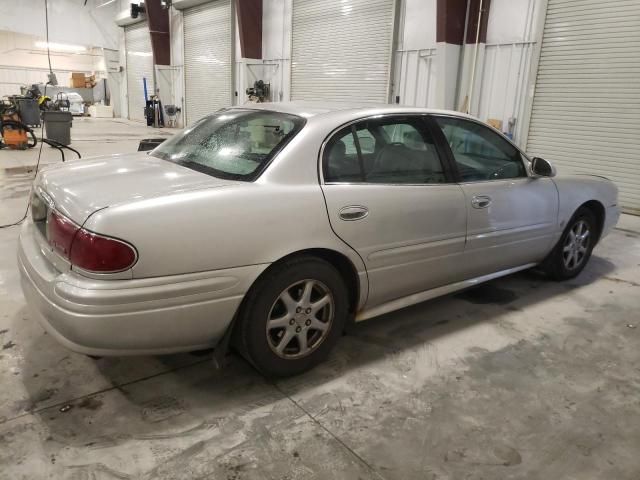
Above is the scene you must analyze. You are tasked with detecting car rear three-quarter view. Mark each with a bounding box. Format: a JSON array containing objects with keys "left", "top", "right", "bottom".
[{"left": 18, "top": 103, "right": 620, "bottom": 377}]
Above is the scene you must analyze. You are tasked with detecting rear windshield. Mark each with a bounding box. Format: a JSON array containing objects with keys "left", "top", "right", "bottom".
[{"left": 151, "top": 109, "right": 305, "bottom": 181}]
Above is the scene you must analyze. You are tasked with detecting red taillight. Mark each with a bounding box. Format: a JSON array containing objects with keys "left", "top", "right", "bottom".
[
  {"left": 69, "top": 229, "right": 137, "bottom": 273},
  {"left": 46, "top": 210, "right": 136, "bottom": 273},
  {"left": 47, "top": 210, "right": 79, "bottom": 257}
]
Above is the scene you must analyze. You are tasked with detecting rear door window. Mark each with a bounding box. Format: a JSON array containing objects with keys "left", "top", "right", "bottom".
[{"left": 323, "top": 117, "right": 447, "bottom": 184}]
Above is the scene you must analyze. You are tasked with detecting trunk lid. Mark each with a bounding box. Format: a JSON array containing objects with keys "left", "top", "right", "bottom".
[{"left": 35, "top": 152, "right": 235, "bottom": 223}]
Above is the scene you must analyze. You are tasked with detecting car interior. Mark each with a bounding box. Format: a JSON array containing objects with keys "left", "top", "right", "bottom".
[
  {"left": 325, "top": 117, "right": 528, "bottom": 184},
  {"left": 325, "top": 121, "right": 447, "bottom": 184},
  {"left": 435, "top": 118, "right": 527, "bottom": 182}
]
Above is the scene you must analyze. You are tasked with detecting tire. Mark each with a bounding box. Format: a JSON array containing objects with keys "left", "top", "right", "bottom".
[
  {"left": 542, "top": 207, "right": 598, "bottom": 280},
  {"left": 234, "top": 256, "right": 348, "bottom": 377}
]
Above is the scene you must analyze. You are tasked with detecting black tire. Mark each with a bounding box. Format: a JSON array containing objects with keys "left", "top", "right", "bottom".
[
  {"left": 542, "top": 207, "right": 598, "bottom": 280},
  {"left": 234, "top": 256, "right": 348, "bottom": 377}
]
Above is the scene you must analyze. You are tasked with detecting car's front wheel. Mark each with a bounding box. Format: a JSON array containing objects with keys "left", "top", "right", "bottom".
[
  {"left": 543, "top": 206, "right": 597, "bottom": 280},
  {"left": 234, "top": 256, "right": 348, "bottom": 377}
]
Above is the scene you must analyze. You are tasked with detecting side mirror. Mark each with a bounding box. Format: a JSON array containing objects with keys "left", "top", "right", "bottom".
[{"left": 531, "top": 157, "right": 556, "bottom": 177}]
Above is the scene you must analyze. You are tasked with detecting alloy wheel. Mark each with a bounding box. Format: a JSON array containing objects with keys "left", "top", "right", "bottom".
[
  {"left": 266, "top": 279, "right": 334, "bottom": 359},
  {"left": 562, "top": 219, "right": 591, "bottom": 270}
]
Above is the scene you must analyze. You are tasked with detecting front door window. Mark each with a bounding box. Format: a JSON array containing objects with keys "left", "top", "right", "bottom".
[{"left": 434, "top": 116, "right": 527, "bottom": 182}]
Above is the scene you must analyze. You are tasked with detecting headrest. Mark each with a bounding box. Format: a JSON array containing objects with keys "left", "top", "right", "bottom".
[{"left": 329, "top": 139, "right": 346, "bottom": 160}]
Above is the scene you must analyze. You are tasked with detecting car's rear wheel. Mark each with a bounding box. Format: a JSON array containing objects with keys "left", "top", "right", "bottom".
[
  {"left": 543, "top": 207, "right": 597, "bottom": 280},
  {"left": 234, "top": 256, "right": 348, "bottom": 377}
]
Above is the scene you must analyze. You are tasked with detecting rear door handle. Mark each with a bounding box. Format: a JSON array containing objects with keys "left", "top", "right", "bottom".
[
  {"left": 339, "top": 205, "right": 369, "bottom": 221},
  {"left": 471, "top": 195, "right": 492, "bottom": 209}
]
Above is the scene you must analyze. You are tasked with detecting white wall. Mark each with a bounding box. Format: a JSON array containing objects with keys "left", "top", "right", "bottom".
[
  {"left": 399, "top": 0, "right": 437, "bottom": 50},
  {"left": 0, "top": 0, "right": 120, "bottom": 50},
  {"left": 392, "top": 0, "right": 438, "bottom": 107},
  {"left": 1, "top": 0, "right": 122, "bottom": 111},
  {"left": 0, "top": 30, "right": 106, "bottom": 98},
  {"left": 391, "top": 0, "right": 544, "bottom": 140},
  {"left": 244, "top": 0, "right": 438, "bottom": 107},
  {"left": 235, "top": 0, "right": 292, "bottom": 105},
  {"left": 114, "top": 1, "right": 179, "bottom": 124},
  {"left": 234, "top": 8, "right": 245, "bottom": 104},
  {"left": 475, "top": 0, "right": 542, "bottom": 144},
  {"left": 115, "top": 0, "right": 439, "bottom": 114},
  {"left": 486, "top": 0, "right": 541, "bottom": 44},
  {"left": 103, "top": 47, "right": 123, "bottom": 117},
  {"left": 164, "top": 6, "right": 185, "bottom": 126},
  {"left": 260, "top": 0, "right": 291, "bottom": 102},
  {"left": 109, "top": 0, "right": 545, "bottom": 142}
]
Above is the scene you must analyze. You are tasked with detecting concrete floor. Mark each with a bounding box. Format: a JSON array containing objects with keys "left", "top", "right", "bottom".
[{"left": 1, "top": 118, "right": 639, "bottom": 479}]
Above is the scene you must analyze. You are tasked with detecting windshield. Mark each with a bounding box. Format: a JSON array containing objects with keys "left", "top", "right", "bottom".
[{"left": 151, "top": 109, "right": 305, "bottom": 181}]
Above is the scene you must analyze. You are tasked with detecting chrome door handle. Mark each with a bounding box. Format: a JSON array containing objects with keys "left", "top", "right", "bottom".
[
  {"left": 339, "top": 205, "right": 369, "bottom": 221},
  {"left": 471, "top": 195, "right": 492, "bottom": 209}
]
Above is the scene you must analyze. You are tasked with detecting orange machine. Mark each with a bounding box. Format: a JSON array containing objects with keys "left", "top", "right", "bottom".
[{"left": 1, "top": 112, "right": 32, "bottom": 150}]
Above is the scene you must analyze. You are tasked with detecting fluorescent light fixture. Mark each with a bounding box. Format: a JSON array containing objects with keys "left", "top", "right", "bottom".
[
  {"left": 35, "top": 41, "right": 87, "bottom": 53},
  {"left": 128, "top": 51, "right": 153, "bottom": 57}
]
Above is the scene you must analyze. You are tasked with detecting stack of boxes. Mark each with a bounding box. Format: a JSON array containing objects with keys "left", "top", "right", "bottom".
[
  {"left": 86, "top": 74, "right": 97, "bottom": 88},
  {"left": 70, "top": 73, "right": 97, "bottom": 89}
]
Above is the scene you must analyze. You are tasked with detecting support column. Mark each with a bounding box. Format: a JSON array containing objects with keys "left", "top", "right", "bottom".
[
  {"left": 236, "top": 0, "right": 262, "bottom": 59},
  {"left": 146, "top": 0, "right": 171, "bottom": 66},
  {"left": 435, "top": 0, "right": 467, "bottom": 110},
  {"left": 456, "top": 0, "right": 491, "bottom": 113}
]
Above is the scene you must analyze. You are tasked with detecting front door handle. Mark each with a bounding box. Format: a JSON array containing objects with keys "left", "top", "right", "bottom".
[
  {"left": 339, "top": 205, "right": 369, "bottom": 221},
  {"left": 471, "top": 195, "right": 492, "bottom": 209}
]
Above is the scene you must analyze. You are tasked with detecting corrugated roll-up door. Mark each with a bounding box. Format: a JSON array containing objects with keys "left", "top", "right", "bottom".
[
  {"left": 526, "top": 0, "right": 640, "bottom": 214},
  {"left": 183, "top": 0, "right": 233, "bottom": 125},
  {"left": 125, "top": 22, "right": 154, "bottom": 122},
  {"left": 291, "top": 0, "right": 396, "bottom": 103}
]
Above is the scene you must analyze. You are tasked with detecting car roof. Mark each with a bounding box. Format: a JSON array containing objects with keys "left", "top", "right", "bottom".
[
  {"left": 231, "top": 101, "right": 530, "bottom": 162},
  {"left": 233, "top": 101, "right": 477, "bottom": 121}
]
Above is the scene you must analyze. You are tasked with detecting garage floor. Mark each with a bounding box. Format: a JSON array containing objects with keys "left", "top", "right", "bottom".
[{"left": 1, "top": 118, "right": 639, "bottom": 479}]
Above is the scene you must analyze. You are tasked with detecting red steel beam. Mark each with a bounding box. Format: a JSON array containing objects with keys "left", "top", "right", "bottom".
[
  {"left": 436, "top": 0, "right": 467, "bottom": 45},
  {"left": 236, "top": 0, "right": 262, "bottom": 59},
  {"left": 146, "top": 0, "right": 171, "bottom": 66},
  {"left": 465, "top": 0, "right": 491, "bottom": 44},
  {"left": 437, "top": 0, "right": 492, "bottom": 45}
]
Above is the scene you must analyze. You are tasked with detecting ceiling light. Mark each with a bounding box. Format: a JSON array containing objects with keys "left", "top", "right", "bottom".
[{"left": 35, "top": 41, "right": 87, "bottom": 53}]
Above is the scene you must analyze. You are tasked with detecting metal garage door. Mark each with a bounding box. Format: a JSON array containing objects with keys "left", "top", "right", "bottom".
[
  {"left": 526, "top": 0, "right": 640, "bottom": 214},
  {"left": 183, "top": 0, "right": 233, "bottom": 125},
  {"left": 125, "top": 22, "right": 154, "bottom": 122},
  {"left": 291, "top": 0, "right": 396, "bottom": 103}
]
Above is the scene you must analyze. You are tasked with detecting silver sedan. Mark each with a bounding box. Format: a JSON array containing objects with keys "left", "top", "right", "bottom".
[{"left": 18, "top": 103, "right": 620, "bottom": 376}]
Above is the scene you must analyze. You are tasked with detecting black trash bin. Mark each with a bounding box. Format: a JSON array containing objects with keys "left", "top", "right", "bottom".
[
  {"left": 42, "top": 111, "right": 73, "bottom": 146},
  {"left": 14, "top": 97, "right": 41, "bottom": 127}
]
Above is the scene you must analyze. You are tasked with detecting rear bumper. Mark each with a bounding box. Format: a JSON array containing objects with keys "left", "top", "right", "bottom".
[{"left": 18, "top": 222, "right": 268, "bottom": 356}]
